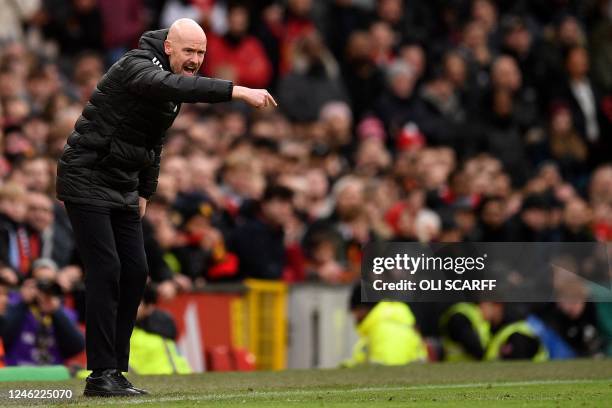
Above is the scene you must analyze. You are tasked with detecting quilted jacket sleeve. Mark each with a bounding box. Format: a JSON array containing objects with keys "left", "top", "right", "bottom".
[{"left": 122, "top": 53, "right": 233, "bottom": 103}]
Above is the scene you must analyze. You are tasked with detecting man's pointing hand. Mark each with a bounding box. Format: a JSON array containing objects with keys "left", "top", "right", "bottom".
[{"left": 232, "top": 85, "right": 278, "bottom": 108}]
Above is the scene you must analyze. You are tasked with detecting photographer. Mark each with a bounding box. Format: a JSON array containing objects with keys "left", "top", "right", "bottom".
[{"left": 1, "top": 259, "right": 84, "bottom": 366}]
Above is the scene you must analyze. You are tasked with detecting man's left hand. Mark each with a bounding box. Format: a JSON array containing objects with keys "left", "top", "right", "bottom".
[{"left": 139, "top": 197, "right": 147, "bottom": 218}]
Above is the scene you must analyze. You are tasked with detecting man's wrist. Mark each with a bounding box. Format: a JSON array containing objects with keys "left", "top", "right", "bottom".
[{"left": 232, "top": 85, "right": 245, "bottom": 101}]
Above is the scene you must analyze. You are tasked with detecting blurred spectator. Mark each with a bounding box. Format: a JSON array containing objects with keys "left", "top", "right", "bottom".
[
  {"left": 417, "top": 69, "right": 465, "bottom": 148},
  {"left": 0, "top": 183, "right": 33, "bottom": 281},
  {"left": 278, "top": 31, "right": 347, "bottom": 122},
  {"left": 229, "top": 185, "right": 294, "bottom": 280},
  {"left": 559, "top": 198, "right": 594, "bottom": 242},
  {"left": 476, "top": 196, "right": 512, "bottom": 242},
  {"left": 1, "top": 259, "right": 84, "bottom": 366},
  {"left": 303, "top": 176, "right": 376, "bottom": 281},
  {"left": 559, "top": 46, "right": 611, "bottom": 165},
  {"left": 42, "top": 0, "right": 104, "bottom": 56},
  {"left": 499, "top": 15, "right": 547, "bottom": 107},
  {"left": 374, "top": 59, "right": 424, "bottom": 142},
  {"left": 459, "top": 20, "right": 493, "bottom": 93},
  {"left": 542, "top": 15, "right": 586, "bottom": 96},
  {"left": 508, "top": 193, "right": 556, "bottom": 242},
  {"left": 98, "top": 0, "right": 144, "bottom": 63},
  {"left": 469, "top": 87, "right": 530, "bottom": 187},
  {"left": 278, "top": 0, "right": 317, "bottom": 76},
  {"left": 535, "top": 273, "right": 604, "bottom": 357},
  {"left": 0, "top": 0, "right": 40, "bottom": 43},
  {"left": 341, "top": 30, "right": 385, "bottom": 120},
  {"left": 319, "top": 101, "right": 353, "bottom": 151},
  {"left": 547, "top": 104, "right": 589, "bottom": 187},
  {"left": 171, "top": 195, "right": 239, "bottom": 285},
  {"left": 369, "top": 21, "right": 395, "bottom": 67},
  {"left": 204, "top": 4, "right": 272, "bottom": 88},
  {"left": 398, "top": 43, "right": 426, "bottom": 83}
]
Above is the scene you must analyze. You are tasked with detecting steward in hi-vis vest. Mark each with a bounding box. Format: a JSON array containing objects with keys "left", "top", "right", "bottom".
[
  {"left": 485, "top": 320, "right": 548, "bottom": 361},
  {"left": 439, "top": 302, "right": 491, "bottom": 362}
]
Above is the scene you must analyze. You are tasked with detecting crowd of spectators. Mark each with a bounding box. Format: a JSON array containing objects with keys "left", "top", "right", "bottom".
[{"left": 0, "top": 0, "right": 611, "bottom": 365}]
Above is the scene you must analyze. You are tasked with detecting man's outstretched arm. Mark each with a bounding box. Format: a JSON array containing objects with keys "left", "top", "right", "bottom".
[{"left": 122, "top": 55, "right": 276, "bottom": 108}]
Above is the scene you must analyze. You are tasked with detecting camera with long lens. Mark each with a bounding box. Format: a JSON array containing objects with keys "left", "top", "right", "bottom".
[{"left": 35, "top": 279, "right": 64, "bottom": 297}]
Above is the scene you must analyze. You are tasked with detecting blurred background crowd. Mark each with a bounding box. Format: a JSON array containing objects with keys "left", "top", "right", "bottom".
[{"left": 0, "top": 0, "right": 611, "bottom": 369}]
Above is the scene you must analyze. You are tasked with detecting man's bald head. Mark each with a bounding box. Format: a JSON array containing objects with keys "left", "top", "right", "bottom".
[
  {"left": 164, "top": 18, "right": 207, "bottom": 76},
  {"left": 167, "top": 18, "right": 206, "bottom": 43}
]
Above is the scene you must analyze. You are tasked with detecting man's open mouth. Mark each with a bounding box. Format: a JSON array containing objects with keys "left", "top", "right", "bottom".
[{"left": 183, "top": 66, "right": 197, "bottom": 75}]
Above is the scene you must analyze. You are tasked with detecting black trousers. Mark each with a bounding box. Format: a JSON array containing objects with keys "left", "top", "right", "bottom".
[{"left": 65, "top": 202, "right": 148, "bottom": 371}]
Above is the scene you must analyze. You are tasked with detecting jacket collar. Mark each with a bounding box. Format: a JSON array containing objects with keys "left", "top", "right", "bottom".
[{"left": 138, "top": 29, "right": 170, "bottom": 70}]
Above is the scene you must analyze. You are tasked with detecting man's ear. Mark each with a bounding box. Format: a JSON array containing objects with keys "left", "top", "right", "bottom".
[{"left": 164, "top": 40, "right": 172, "bottom": 56}]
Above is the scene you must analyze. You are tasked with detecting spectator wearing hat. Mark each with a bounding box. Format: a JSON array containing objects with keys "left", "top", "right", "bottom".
[{"left": 508, "top": 193, "right": 557, "bottom": 242}]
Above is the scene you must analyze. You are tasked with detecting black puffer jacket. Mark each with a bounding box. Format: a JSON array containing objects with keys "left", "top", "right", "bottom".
[{"left": 56, "top": 29, "right": 233, "bottom": 208}]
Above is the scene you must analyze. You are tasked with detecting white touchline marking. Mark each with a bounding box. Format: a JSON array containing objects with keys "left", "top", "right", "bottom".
[{"left": 69, "top": 378, "right": 612, "bottom": 405}]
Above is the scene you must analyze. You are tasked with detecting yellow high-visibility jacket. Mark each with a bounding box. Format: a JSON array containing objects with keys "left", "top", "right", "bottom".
[
  {"left": 344, "top": 301, "right": 427, "bottom": 367},
  {"left": 129, "top": 327, "right": 192, "bottom": 375},
  {"left": 485, "top": 321, "right": 548, "bottom": 362},
  {"left": 439, "top": 302, "right": 491, "bottom": 362}
]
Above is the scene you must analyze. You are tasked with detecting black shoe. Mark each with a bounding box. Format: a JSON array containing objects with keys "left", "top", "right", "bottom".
[
  {"left": 112, "top": 371, "right": 149, "bottom": 395},
  {"left": 84, "top": 369, "right": 141, "bottom": 397}
]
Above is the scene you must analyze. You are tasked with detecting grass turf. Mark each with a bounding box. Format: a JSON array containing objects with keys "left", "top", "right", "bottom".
[{"left": 0, "top": 359, "right": 610, "bottom": 407}]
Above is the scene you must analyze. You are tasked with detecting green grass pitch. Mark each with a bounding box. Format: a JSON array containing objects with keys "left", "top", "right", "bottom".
[{"left": 0, "top": 359, "right": 610, "bottom": 407}]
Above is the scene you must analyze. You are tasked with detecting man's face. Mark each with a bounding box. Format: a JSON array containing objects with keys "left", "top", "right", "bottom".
[
  {"left": 522, "top": 208, "right": 548, "bottom": 231},
  {"left": 26, "top": 193, "right": 54, "bottom": 232},
  {"left": 228, "top": 6, "right": 249, "bottom": 36},
  {"left": 262, "top": 199, "right": 293, "bottom": 227},
  {"left": 24, "top": 159, "right": 51, "bottom": 192},
  {"left": 164, "top": 34, "right": 206, "bottom": 76},
  {"left": 482, "top": 200, "right": 505, "bottom": 227}
]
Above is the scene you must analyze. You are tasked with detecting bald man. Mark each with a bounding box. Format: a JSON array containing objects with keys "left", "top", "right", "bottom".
[{"left": 56, "top": 19, "right": 276, "bottom": 397}]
